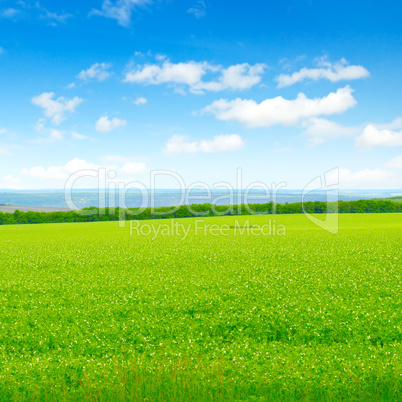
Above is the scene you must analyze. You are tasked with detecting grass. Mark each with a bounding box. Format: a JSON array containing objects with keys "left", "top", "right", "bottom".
[{"left": 0, "top": 214, "right": 401, "bottom": 400}]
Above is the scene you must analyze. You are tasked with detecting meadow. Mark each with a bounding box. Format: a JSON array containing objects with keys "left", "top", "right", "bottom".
[{"left": 0, "top": 214, "right": 400, "bottom": 400}]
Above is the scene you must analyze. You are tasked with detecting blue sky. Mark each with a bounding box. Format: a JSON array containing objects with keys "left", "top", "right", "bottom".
[{"left": 0, "top": 0, "right": 402, "bottom": 190}]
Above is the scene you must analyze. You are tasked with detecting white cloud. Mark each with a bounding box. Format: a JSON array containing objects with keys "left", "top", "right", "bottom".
[
  {"left": 134, "top": 96, "right": 147, "bottom": 105},
  {"left": 0, "top": 175, "right": 23, "bottom": 189},
  {"left": 0, "top": 8, "right": 19, "bottom": 18},
  {"left": 30, "top": 129, "right": 65, "bottom": 144},
  {"left": 78, "top": 63, "right": 112, "bottom": 82},
  {"left": 124, "top": 59, "right": 265, "bottom": 93},
  {"left": 165, "top": 134, "right": 245, "bottom": 155},
  {"left": 90, "top": 0, "right": 151, "bottom": 27},
  {"left": 165, "top": 135, "right": 198, "bottom": 154},
  {"left": 303, "top": 116, "right": 402, "bottom": 148},
  {"left": 276, "top": 58, "right": 369, "bottom": 88},
  {"left": 32, "top": 92, "right": 83, "bottom": 124},
  {"left": 71, "top": 132, "right": 92, "bottom": 141},
  {"left": 356, "top": 124, "right": 402, "bottom": 150},
  {"left": 22, "top": 158, "right": 99, "bottom": 181},
  {"left": 203, "top": 86, "right": 356, "bottom": 128},
  {"left": 373, "top": 117, "right": 402, "bottom": 131},
  {"left": 1, "top": 4, "right": 71, "bottom": 25},
  {"left": 0, "top": 146, "right": 9, "bottom": 155},
  {"left": 19, "top": 157, "right": 150, "bottom": 188},
  {"left": 49, "top": 129, "right": 64, "bottom": 141},
  {"left": 303, "top": 118, "right": 360, "bottom": 145},
  {"left": 197, "top": 63, "right": 266, "bottom": 92},
  {"left": 385, "top": 155, "right": 402, "bottom": 169},
  {"left": 34, "top": 118, "right": 46, "bottom": 131},
  {"left": 222, "top": 64, "right": 265, "bottom": 90},
  {"left": 188, "top": 1, "right": 206, "bottom": 18},
  {"left": 119, "top": 161, "right": 148, "bottom": 175},
  {"left": 37, "top": 4, "right": 72, "bottom": 25},
  {"left": 329, "top": 168, "right": 401, "bottom": 189},
  {"left": 0, "top": 128, "right": 7, "bottom": 134},
  {"left": 199, "top": 134, "right": 245, "bottom": 152},
  {"left": 125, "top": 60, "right": 211, "bottom": 87},
  {"left": 95, "top": 116, "right": 127, "bottom": 132},
  {"left": 278, "top": 55, "right": 306, "bottom": 72}
]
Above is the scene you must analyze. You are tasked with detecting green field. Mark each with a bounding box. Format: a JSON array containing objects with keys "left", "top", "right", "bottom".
[{"left": 0, "top": 214, "right": 401, "bottom": 400}]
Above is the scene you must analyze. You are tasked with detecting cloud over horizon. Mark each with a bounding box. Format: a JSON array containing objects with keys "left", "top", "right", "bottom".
[
  {"left": 334, "top": 167, "right": 400, "bottom": 189},
  {"left": 203, "top": 86, "right": 356, "bottom": 128},
  {"left": 356, "top": 125, "right": 402, "bottom": 150},
  {"left": 303, "top": 118, "right": 360, "bottom": 146}
]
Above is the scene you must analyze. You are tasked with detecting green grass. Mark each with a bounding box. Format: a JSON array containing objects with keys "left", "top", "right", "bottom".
[{"left": 0, "top": 214, "right": 401, "bottom": 400}]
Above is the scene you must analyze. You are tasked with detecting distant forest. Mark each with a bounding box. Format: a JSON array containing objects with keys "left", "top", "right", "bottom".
[{"left": 0, "top": 199, "right": 401, "bottom": 226}]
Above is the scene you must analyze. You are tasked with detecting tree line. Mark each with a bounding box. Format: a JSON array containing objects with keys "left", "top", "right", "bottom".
[{"left": 0, "top": 199, "right": 401, "bottom": 226}]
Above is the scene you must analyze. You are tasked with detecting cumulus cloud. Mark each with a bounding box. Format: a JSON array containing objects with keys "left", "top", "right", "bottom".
[
  {"left": 197, "top": 63, "right": 266, "bottom": 92},
  {"left": 356, "top": 125, "right": 402, "bottom": 150},
  {"left": 329, "top": 168, "right": 400, "bottom": 189},
  {"left": 276, "top": 58, "right": 369, "bottom": 88},
  {"left": 32, "top": 92, "right": 83, "bottom": 124},
  {"left": 125, "top": 60, "right": 211, "bottom": 87},
  {"left": 22, "top": 158, "right": 99, "bottom": 181},
  {"left": 134, "top": 96, "right": 147, "bottom": 105},
  {"left": 78, "top": 63, "right": 112, "bottom": 82},
  {"left": 385, "top": 155, "right": 402, "bottom": 169},
  {"left": 95, "top": 116, "right": 127, "bottom": 132},
  {"left": 165, "top": 134, "right": 245, "bottom": 155},
  {"left": 303, "top": 116, "right": 402, "bottom": 148},
  {"left": 203, "top": 86, "right": 356, "bottom": 128},
  {"left": 374, "top": 117, "right": 402, "bottom": 131},
  {"left": 188, "top": 1, "right": 206, "bottom": 18},
  {"left": 124, "top": 59, "right": 266, "bottom": 93},
  {"left": 90, "top": 0, "right": 151, "bottom": 27},
  {"left": 303, "top": 118, "right": 360, "bottom": 145},
  {"left": 20, "top": 157, "right": 149, "bottom": 188},
  {"left": 0, "top": 175, "right": 23, "bottom": 189}
]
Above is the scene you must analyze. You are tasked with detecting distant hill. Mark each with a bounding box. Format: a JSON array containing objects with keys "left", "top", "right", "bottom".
[
  {"left": 0, "top": 190, "right": 401, "bottom": 209},
  {"left": 388, "top": 196, "right": 402, "bottom": 202},
  {"left": 0, "top": 206, "right": 72, "bottom": 213},
  {"left": 373, "top": 196, "right": 402, "bottom": 203}
]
